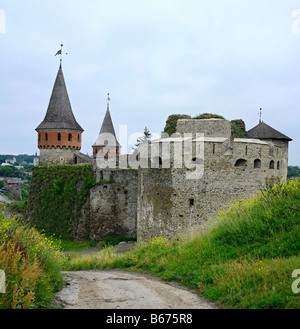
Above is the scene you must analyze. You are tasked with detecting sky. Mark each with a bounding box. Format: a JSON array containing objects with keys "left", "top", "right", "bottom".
[{"left": 0, "top": 0, "right": 299, "bottom": 165}]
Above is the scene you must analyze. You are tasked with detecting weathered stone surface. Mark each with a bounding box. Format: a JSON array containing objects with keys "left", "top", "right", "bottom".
[
  {"left": 87, "top": 169, "right": 138, "bottom": 240},
  {"left": 137, "top": 119, "right": 286, "bottom": 242},
  {"left": 176, "top": 119, "right": 231, "bottom": 138},
  {"left": 39, "top": 148, "right": 79, "bottom": 165}
]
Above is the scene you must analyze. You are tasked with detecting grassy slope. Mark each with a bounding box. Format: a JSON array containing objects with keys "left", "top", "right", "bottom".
[{"left": 64, "top": 179, "right": 300, "bottom": 309}]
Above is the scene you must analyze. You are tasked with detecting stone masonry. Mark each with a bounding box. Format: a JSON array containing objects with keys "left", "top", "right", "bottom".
[{"left": 137, "top": 119, "right": 286, "bottom": 241}]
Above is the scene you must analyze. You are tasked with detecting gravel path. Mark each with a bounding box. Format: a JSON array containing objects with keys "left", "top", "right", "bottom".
[{"left": 56, "top": 269, "right": 218, "bottom": 309}]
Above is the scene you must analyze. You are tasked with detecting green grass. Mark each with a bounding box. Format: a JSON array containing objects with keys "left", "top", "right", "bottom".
[{"left": 63, "top": 178, "right": 300, "bottom": 309}]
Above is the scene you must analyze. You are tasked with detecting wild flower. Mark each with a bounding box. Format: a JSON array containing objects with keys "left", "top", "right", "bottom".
[{"left": 0, "top": 203, "right": 65, "bottom": 309}]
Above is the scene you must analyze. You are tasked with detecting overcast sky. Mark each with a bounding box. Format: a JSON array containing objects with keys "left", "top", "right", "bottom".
[{"left": 0, "top": 0, "right": 299, "bottom": 164}]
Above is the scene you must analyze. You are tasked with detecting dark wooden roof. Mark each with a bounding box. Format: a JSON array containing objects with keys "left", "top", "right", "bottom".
[
  {"left": 36, "top": 65, "right": 83, "bottom": 132},
  {"left": 247, "top": 121, "right": 292, "bottom": 141}
]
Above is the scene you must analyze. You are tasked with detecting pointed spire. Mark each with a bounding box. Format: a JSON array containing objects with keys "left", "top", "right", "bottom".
[
  {"left": 93, "top": 94, "right": 120, "bottom": 147},
  {"left": 36, "top": 65, "right": 83, "bottom": 132}
]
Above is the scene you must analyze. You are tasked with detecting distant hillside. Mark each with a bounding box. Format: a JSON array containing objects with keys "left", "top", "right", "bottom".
[{"left": 0, "top": 154, "right": 36, "bottom": 164}]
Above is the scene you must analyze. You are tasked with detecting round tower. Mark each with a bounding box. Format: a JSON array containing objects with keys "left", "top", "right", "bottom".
[{"left": 36, "top": 64, "right": 84, "bottom": 165}]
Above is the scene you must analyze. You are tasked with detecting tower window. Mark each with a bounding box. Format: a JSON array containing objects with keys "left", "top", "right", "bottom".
[
  {"left": 189, "top": 198, "right": 194, "bottom": 206},
  {"left": 277, "top": 161, "right": 280, "bottom": 170},
  {"left": 245, "top": 145, "right": 248, "bottom": 155},
  {"left": 269, "top": 160, "right": 275, "bottom": 169},
  {"left": 58, "top": 133, "right": 61, "bottom": 141},
  {"left": 45, "top": 133, "right": 48, "bottom": 141},
  {"left": 254, "top": 159, "right": 261, "bottom": 169},
  {"left": 213, "top": 144, "right": 216, "bottom": 154},
  {"left": 68, "top": 133, "right": 72, "bottom": 142},
  {"left": 78, "top": 134, "right": 80, "bottom": 142},
  {"left": 38, "top": 133, "right": 41, "bottom": 142}
]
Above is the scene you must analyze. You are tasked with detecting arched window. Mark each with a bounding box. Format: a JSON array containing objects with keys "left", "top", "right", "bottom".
[
  {"left": 45, "top": 133, "right": 48, "bottom": 141},
  {"left": 277, "top": 161, "right": 280, "bottom": 170},
  {"left": 254, "top": 159, "right": 261, "bottom": 169},
  {"left": 68, "top": 133, "right": 72, "bottom": 142},
  {"left": 58, "top": 133, "right": 61, "bottom": 141},
  {"left": 269, "top": 160, "right": 275, "bottom": 169},
  {"left": 235, "top": 159, "right": 247, "bottom": 167}
]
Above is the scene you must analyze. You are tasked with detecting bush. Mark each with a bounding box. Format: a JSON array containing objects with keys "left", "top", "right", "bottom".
[{"left": 192, "top": 113, "right": 225, "bottom": 120}]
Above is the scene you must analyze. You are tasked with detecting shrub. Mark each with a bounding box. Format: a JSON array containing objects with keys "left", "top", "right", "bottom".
[{"left": 192, "top": 113, "right": 225, "bottom": 120}]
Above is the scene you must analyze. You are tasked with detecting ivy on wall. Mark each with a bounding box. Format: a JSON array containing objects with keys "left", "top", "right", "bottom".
[{"left": 27, "top": 164, "right": 95, "bottom": 239}]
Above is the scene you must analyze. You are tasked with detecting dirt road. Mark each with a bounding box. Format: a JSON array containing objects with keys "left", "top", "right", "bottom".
[{"left": 56, "top": 269, "right": 217, "bottom": 309}]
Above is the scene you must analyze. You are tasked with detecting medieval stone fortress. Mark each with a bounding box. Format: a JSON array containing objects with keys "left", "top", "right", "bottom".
[{"left": 35, "top": 63, "right": 292, "bottom": 242}]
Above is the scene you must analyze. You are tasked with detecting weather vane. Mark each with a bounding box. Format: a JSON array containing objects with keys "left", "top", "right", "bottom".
[{"left": 55, "top": 44, "right": 68, "bottom": 65}]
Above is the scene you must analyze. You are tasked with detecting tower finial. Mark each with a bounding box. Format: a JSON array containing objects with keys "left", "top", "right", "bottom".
[
  {"left": 55, "top": 44, "right": 68, "bottom": 66},
  {"left": 107, "top": 93, "right": 111, "bottom": 110},
  {"left": 259, "top": 108, "right": 262, "bottom": 123}
]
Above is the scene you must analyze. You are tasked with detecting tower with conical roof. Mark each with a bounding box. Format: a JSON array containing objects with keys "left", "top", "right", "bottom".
[
  {"left": 36, "top": 64, "right": 84, "bottom": 165},
  {"left": 92, "top": 94, "right": 121, "bottom": 158},
  {"left": 247, "top": 114, "right": 292, "bottom": 178}
]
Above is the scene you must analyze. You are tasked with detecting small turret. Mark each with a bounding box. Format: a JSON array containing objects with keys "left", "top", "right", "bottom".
[{"left": 92, "top": 94, "right": 121, "bottom": 158}]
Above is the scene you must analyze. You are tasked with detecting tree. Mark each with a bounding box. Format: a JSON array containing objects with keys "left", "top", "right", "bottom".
[
  {"left": 135, "top": 127, "right": 152, "bottom": 148},
  {"left": 288, "top": 166, "right": 300, "bottom": 178}
]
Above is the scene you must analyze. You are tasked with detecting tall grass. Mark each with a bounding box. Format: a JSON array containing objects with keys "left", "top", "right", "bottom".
[
  {"left": 0, "top": 203, "right": 65, "bottom": 309},
  {"left": 64, "top": 178, "right": 300, "bottom": 309}
]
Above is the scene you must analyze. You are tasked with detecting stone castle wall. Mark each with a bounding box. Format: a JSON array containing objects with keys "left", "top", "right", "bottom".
[
  {"left": 86, "top": 168, "right": 138, "bottom": 240},
  {"left": 39, "top": 148, "right": 80, "bottom": 165},
  {"left": 137, "top": 119, "right": 285, "bottom": 241},
  {"left": 176, "top": 118, "right": 232, "bottom": 137}
]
